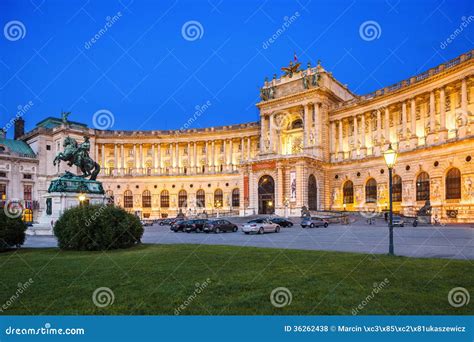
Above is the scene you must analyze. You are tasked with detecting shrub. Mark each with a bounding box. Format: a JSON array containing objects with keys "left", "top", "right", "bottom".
[
  {"left": 0, "top": 209, "right": 27, "bottom": 251},
  {"left": 54, "top": 204, "right": 143, "bottom": 251}
]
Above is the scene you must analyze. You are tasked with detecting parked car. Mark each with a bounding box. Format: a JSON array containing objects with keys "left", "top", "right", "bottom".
[
  {"left": 242, "top": 218, "right": 280, "bottom": 234},
  {"left": 392, "top": 216, "right": 405, "bottom": 227},
  {"left": 270, "top": 217, "right": 293, "bottom": 227},
  {"left": 301, "top": 217, "right": 328, "bottom": 228},
  {"left": 140, "top": 220, "right": 153, "bottom": 227},
  {"left": 159, "top": 218, "right": 173, "bottom": 226},
  {"left": 184, "top": 219, "right": 209, "bottom": 233},
  {"left": 203, "top": 219, "right": 238, "bottom": 233},
  {"left": 170, "top": 219, "right": 186, "bottom": 232}
]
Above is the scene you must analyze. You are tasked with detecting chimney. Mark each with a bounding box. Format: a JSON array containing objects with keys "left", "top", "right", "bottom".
[{"left": 14, "top": 117, "right": 25, "bottom": 140}]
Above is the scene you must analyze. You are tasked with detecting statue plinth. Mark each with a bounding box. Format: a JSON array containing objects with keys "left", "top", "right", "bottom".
[{"left": 48, "top": 172, "right": 105, "bottom": 195}]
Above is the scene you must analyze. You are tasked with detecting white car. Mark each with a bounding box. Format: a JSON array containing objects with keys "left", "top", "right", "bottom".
[{"left": 242, "top": 218, "right": 280, "bottom": 234}]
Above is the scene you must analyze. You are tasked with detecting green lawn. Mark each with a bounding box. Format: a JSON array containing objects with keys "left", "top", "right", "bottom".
[{"left": 0, "top": 244, "right": 472, "bottom": 315}]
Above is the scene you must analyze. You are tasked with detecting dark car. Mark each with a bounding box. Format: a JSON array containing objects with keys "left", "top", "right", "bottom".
[
  {"left": 203, "top": 219, "right": 238, "bottom": 233},
  {"left": 184, "top": 219, "right": 209, "bottom": 233},
  {"left": 270, "top": 217, "right": 293, "bottom": 227},
  {"left": 159, "top": 218, "right": 173, "bottom": 226},
  {"left": 170, "top": 219, "right": 186, "bottom": 232},
  {"left": 301, "top": 217, "right": 328, "bottom": 228}
]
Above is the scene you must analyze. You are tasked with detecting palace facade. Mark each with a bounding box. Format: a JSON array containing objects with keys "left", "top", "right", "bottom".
[{"left": 1, "top": 50, "right": 474, "bottom": 223}]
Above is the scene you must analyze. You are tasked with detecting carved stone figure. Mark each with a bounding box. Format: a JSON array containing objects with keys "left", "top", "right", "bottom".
[
  {"left": 302, "top": 74, "right": 309, "bottom": 89},
  {"left": 311, "top": 72, "right": 320, "bottom": 86}
]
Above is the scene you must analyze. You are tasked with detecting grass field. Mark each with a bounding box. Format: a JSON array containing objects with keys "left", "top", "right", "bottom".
[{"left": 0, "top": 244, "right": 472, "bottom": 315}]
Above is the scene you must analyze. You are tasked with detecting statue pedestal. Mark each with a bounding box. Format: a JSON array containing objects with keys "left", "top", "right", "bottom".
[
  {"left": 28, "top": 192, "right": 107, "bottom": 236},
  {"left": 27, "top": 174, "right": 106, "bottom": 236}
]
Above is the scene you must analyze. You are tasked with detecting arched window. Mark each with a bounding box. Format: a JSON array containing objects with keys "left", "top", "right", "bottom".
[
  {"left": 445, "top": 168, "right": 461, "bottom": 200},
  {"left": 416, "top": 172, "right": 430, "bottom": 201},
  {"left": 160, "top": 190, "right": 169, "bottom": 208},
  {"left": 142, "top": 190, "right": 151, "bottom": 208},
  {"left": 178, "top": 190, "right": 187, "bottom": 207},
  {"left": 365, "top": 178, "right": 377, "bottom": 203},
  {"left": 308, "top": 175, "right": 318, "bottom": 210},
  {"left": 214, "top": 189, "right": 223, "bottom": 208},
  {"left": 343, "top": 181, "right": 354, "bottom": 204},
  {"left": 124, "top": 190, "right": 133, "bottom": 209},
  {"left": 232, "top": 188, "right": 240, "bottom": 207},
  {"left": 392, "top": 175, "right": 402, "bottom": 202},
  {"left": 291, "top": 119, "right": 303, "bottom": 129},
  {"left": 196, "top": 189, "right": 205, "bottom": 208}
]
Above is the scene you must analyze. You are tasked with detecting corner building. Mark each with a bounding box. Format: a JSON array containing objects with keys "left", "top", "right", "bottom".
[{"left": 15, "top": 50, "right": 474, "bottom": 223}]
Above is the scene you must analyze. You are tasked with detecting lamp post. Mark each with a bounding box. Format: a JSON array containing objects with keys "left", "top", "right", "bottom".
[
  {"left": 383, "top": 143, "right": 398, "bottom": 255},
  {"left": 78, "top": 193, "right": 87, "bottom": 207}
]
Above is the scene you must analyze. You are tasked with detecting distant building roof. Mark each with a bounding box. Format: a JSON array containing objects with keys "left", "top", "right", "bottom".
[
  {"left": 0, "top": 138, "right": 36, "bottom": 158},
  {"left": 35, "top": 117, "right": 88, "bottom": 129}
]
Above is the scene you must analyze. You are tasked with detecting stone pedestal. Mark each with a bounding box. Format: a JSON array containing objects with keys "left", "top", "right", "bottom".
[
  {"left": 27, "top": 192, "right": 107, "bottom": 236},
  {"left": 437, "top": 129, "right": 448, "bottom": 142}
]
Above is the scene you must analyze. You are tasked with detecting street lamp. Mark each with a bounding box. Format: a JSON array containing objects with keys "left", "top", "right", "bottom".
[
  {"left": 383, "top": 143, "right": 398, "bottom": 255},
  {"left": 78, "top": 193, "right": 87, "bottom": 207}
]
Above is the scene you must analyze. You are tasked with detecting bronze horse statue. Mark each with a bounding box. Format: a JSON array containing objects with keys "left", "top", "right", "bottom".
[{"left": 53, "top": 136, "right": 101, "bottom": 180}]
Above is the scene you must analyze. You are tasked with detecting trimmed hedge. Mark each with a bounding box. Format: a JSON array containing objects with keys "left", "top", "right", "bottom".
[
  {"left": 54, "top": 205, "right": 143, "bottom": 251},
  {"left": 0, "top": 209, "right": 27, "bottom": 251}
]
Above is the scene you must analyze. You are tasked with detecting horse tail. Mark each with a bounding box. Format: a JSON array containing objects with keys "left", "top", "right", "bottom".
[{"left": 91, "top": 162, "right": 101, "bottom": 181}]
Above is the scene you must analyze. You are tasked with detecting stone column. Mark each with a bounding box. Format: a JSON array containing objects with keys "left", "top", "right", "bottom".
[
  {"left": 95, "top": 143, "right": 99, "bottom": 163},
  {"left": 101, "top": 144, "right": 106, "bottom": 169},
  {"left": 139, "top": 144, "right": 143, "bottom": 174},
  {"left": 269, "top": 114, "right": 275, "bottom": 153},
  {"left": 360, "top": 114, "right": 366, "bottom": 156},
  {"left": 260, "top": 115, "right": 266, "bottom": 153},
  {"left": 352, "top": 115, "right": 358, "bottom": 158},
  {"left": 384, "top": 108, "right": 390, "bottom": 144},
  {"left": 175, "top": 142, "right": 179, "bottom": 172},
  {"left": 157, "top": 143, "right": 162, "bottom": 171},
  {"left": 120, "top": 144, "right": 125, "bottom": 174},
  {"left": 229, "top": 139, "right": 233, "bottom": 169},
  {"left": 240, "top": 137, "right": 245, "bottom": 161},
  {"left": 211, "top": 140, "right": 215, "bottom": 172},
  {"left": 439, "top": 87, "right": 448, "bottom": 141},
  {"left": 410, "top": 98, "right": 418, "bottom": 147},
  {"left": 376, "top": 109, "right": 382, "bottom": 144},
  {"left": 133, "top": 144, "right": 137, "bottom": 171},
  {"left": 338, "top": 120, "right": 343, "bottom": 160},
  {"left": 247, "top": 137, "right": 251, "bottom": 160},
  {"left": 401, "top": 101, "right": 407, "bottom": 140},
  {"left": 303, "top": 104, "right": 310, "bottom": 148},
  {"left": 330, "top": 121, "right": 336, "bottom": 158},
  {"left": 114, "top": 144, "right": 118, "bottom": 176},
  {"left": 170, "top": 143, "right": 174, "bottom": 171},
  {"left": 314, "top": 103, "right": 321, "bottom": 153},
  {"left": 192, "top": 142, "right": 197, "bottom": 172},
  {"left": 460, "top": 78, "right": 469, "bottom": 138}
]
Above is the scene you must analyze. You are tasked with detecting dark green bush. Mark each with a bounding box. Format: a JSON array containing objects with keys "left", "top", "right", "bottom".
[
  {"left": 54, "top": 204, "right": 143, "bottom": 251},
  {"left": 0, "top": 209, "right": 27, "bottom": 251}
]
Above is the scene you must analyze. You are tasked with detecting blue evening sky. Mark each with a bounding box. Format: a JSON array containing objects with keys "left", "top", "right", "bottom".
[{"left": 0, "top": 0, "right": 473, "bottom": 137}]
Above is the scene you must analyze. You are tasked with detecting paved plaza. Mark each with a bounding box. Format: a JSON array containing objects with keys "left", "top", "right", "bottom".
[{"left": 24, "top": 216, "right": 474, "bottom": 260}]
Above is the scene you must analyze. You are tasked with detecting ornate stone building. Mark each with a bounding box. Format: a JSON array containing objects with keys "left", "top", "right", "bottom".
[{"left": 4, "top": 50, "right": 474, "bottom": 223}]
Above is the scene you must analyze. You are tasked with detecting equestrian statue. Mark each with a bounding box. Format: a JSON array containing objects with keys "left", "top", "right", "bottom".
[{"left": 53, "top": 136, "right": 101, "bottom": 181}]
